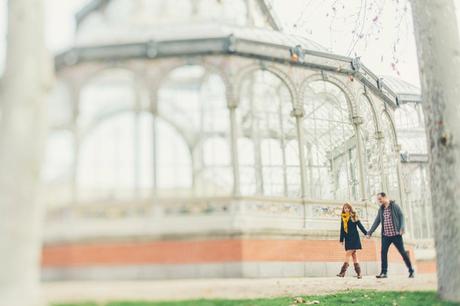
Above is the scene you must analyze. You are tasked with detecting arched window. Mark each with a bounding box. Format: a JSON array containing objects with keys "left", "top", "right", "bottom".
[
  {"left": 302, "top": 80, "right": 358, "bottom": 201},
  {"left": 158, "top": 65, "right": 231, "bottom": 196},
  {"left": 394, "top": 103, "right": 427, "bottom": 155},
  {"left": 78, "top": 112, "right": 139, "bottom": 202},
  {"left": 156, "top": 118, "right": 192, "bottom": 194},
  {"left": 238, "top": 137, "right": 256, "bottom": 195},
  {"left": 79, "top": 69, "right": 141, "bottom": 130},
  {"left": 237, "top": 70, "right": 299, "bottom": 197},
  {"left": 76, "top": 70, "right": 152, "bottom": 202},
  {"left": 359, "top": 95, "right": 383, "bottom": 200},
  {"left": 381, "top": 112, "right": 400, "bottom": 202},
  {"left": 403, "top": 165, "right": 423, "bottom": 239}
]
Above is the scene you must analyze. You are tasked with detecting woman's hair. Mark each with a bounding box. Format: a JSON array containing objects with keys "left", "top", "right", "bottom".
[{"left": 342, "top": 202, "right": 359, "bottom": 221}]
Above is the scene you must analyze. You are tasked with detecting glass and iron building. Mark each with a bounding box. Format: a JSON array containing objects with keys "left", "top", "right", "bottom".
[{"left": 42, "top": 0, "right": 434, "bottom": 279}]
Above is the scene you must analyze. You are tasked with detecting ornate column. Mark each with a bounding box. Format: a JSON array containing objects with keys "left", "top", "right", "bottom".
[
  {"left": 292, "top": 107, "right": 307, "bottom": 199},
  {"left": 151, "top": 113, "right": 158, "bottom": 194},
  {"left": 279, "top": 102, "right": 288, "bottom": 197},
  {"left": 228, "top": 99, "right": 240, "bottom": 196},
  {"left": 395, "top": 143, "right": 413, "bottom": 237},
  {"left": 247, "top": 76, "right": 264, "bottom": 194},
  {"left": 292, "top": 105, "right": 308, "bottom": 228},
  {"left": 150, "top": 83, "right": 159, "bottom": 196},
  {"left": 133, "top": 84, "right": 141, "bottom": 199},
  {"left": 149, "top": 77, "right": 161, "bottom": 218},
  {"left": 70, "top": 84, "right": 80, "bottom": 206},
  {"left": 352, "top": 116, "right": 367, "bottom": 201},
  {"left": 395, "top": 143, "right": 405, "bottom": 203},
  {"left": 375, "top": 130, "right": 388, "bottom": 193}
]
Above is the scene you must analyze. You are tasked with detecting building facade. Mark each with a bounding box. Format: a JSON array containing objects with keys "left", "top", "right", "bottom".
[{"left": 41, "top": 0, "right": 434, "bottom": 280}]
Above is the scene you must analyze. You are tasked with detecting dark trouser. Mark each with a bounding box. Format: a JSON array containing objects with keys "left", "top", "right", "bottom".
[{"left": 381, "top": 235, "right": 414, "bottom": 274}]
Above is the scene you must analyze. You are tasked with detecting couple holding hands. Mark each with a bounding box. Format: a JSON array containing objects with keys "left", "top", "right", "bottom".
[{"left": 337, "top": 192, "right": 415, "bottom": 279}]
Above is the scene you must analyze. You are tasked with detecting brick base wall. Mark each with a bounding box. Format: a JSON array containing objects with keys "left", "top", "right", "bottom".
[
  {"left": 42, "top": 239, "right": 417, "bottom": 266},
  {"left": 416, "top": 260, "right": 437, "bottom": 274},
  {"left": 41, "top": 238, "right": 431, "bottom": 280}
]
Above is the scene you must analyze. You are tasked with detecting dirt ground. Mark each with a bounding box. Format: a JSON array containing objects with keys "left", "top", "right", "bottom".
[{"left": 43, "top": 273, "right": 437, "bottom": 304}]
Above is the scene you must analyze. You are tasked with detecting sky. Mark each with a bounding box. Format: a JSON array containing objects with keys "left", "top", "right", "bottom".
[
  {"left": 272, "top": 0, "right": 421, "bottom": 85},
  {"left": 1, "top": 0, "right": 460, "bottom": 87}
]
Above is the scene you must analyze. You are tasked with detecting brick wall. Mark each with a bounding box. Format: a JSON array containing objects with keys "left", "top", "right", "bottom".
[{"left": 42, "top": 238, "right": 417, "bottom": 267}]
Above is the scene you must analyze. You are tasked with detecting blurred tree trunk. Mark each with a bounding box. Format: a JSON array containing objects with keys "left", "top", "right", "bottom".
[
  {"left": 410, "top": 0, "right": 460, "bottom": 302},
  {"left": 0, "top": 0, "right": 52, "bottom": 305}
]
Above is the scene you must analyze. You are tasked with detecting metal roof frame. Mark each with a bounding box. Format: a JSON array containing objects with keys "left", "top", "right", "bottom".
[{"left": 56, "top": 34, "right": 420, "bottom": 108}]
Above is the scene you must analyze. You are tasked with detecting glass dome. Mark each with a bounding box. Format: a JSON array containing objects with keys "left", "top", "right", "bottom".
[{"left": 75, "top": 0, "right": 281, "bottom": 45}]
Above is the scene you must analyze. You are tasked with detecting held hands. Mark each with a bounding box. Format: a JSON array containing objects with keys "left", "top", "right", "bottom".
[{"left": 365, "top": 234, "right": 371, "bottom": 239}]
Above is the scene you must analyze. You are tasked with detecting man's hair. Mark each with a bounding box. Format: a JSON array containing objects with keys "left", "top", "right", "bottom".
[{"left": 377, "top": 192, "right": 386, "bottom": 197}]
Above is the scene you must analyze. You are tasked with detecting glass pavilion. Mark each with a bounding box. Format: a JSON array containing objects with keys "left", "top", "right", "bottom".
[{"left": 42, "top": 0, "right": 433, "bottom": 280}]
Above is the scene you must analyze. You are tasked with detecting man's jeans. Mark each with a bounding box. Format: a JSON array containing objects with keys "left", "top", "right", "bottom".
[{"left": 381, "top": 235, "right": 414, "bottom": 273}]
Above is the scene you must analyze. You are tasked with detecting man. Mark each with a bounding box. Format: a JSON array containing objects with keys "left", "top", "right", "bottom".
[{"left": 366, "top": 192, "right": 415, "bottom": 278}]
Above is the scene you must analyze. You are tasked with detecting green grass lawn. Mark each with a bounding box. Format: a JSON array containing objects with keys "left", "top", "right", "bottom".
[{"left": 52, "top": 290, "right": 460, "bottom": 306}]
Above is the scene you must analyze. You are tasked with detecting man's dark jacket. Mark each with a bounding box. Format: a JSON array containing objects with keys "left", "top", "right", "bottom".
[{"left": 368, "top": 201, "right": 405, "bottom": 236}]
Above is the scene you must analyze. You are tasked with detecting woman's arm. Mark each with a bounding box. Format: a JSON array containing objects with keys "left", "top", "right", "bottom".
[{"left": 357, "top": 220, "right": 368, "bottom": 235}]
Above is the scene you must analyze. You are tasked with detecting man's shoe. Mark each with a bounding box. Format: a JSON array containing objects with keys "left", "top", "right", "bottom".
[
  {"left": 409, "top": 271, "right": 415, "bottom": 278},
  {"left": 376, "top": 273, "right": 387, "bottom": 278}
]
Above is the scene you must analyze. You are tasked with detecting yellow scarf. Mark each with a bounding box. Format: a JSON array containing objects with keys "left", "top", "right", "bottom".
[{"left": 341, "top": 212, "right": 350, "bottom": 233}]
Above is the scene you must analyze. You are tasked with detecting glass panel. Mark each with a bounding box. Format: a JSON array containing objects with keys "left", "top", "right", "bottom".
[
  {"left": 394, "top": 103, "right": 428, "bottom": 155},
  {"left": 237, "top": 70, "right": 299, "bottom": 197},
  {"left": 302, "top": 80, "right": 358, "bottom": 201},
  {"left": 381, "top": 112, "right": 400, "bottom": 202},
  {"left": 79, "top": 70, "right": 137, "bottom": 129},
  {"left": 156, "top": 118, "right": 192, "bottom": 194},
  {"left": 158, "top": 65, "right": 231, "bottom": 196},
  {"left": 238, "top": 137, "right": 256, "bottom": 195},
  {"left": 77, "top": 111, "right": 157, "bottom": 201},
  {"left": 77, "top": 112, "right": 137, "bottom": 202},
  {"left": 359, "top": 95, "right": 383, "bottom": 199}
]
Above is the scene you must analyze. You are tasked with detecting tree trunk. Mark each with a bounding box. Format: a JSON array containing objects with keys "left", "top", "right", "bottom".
[
  {"left": 410, "top": 0, "right": 460, "bottom": 302},
  {"left": 0, "top": 0, "right": 52, "bottom": 305}
]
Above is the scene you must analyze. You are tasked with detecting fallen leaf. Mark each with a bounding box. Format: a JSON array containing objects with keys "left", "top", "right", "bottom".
[{"left": 293, "top": 296, "right": 305, "bottom": 303}]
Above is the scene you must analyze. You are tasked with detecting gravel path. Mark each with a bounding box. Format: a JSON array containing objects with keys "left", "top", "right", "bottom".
[{"left": 44, "top": 273, "right": 437, "bottom": 304}]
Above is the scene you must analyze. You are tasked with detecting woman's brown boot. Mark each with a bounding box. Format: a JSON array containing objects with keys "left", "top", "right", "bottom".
[
  {"left": 354, "top": 263, "right": 362, "bottom": 279},
  {"left": 336, "top": 262, "right": 349, "bottom": 277}
]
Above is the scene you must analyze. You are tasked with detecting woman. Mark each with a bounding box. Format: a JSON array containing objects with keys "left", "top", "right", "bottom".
[{"left": 337, "top": 203, "right": 368, "bottom": 278}]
